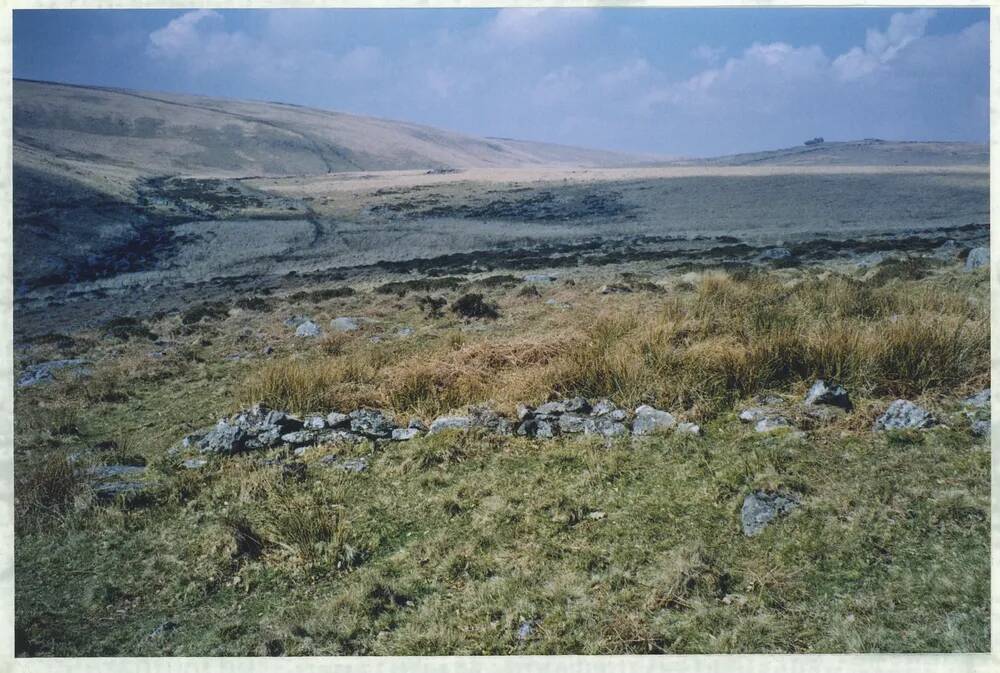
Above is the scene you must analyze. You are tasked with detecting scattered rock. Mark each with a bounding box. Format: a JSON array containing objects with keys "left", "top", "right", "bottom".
[
  {"left": 469, "top": 406, "right": 514, "bottom": 434},
  {"left": 931, "top": 240, "right": 961, "bottom": 261},
  {"left": 294, "top": 320, "right": 321, "bottom": 337},
  {"left": 428, "top": 416, "right": 472, "bottom": 435},
  {"left": 348, "top": 408, "right": 397, "bottom": 439},
  {"left": 963, "top": 389, "right": 991, "bottom": 409},
  {"left": 965, "top": 247, "right": 989, "bottom": 270},
  {"left": 263, "top": 345, "right": 274, "bottom": 356},
  {"left": 631, "top": 405, "right": 677, "bottom": 435},
  {"left": 93, "top": 480, "right": 148, "bottom": 502},
  {"left": 517, "top": 621, "right": 536, "bottom": 641},
  {"left": 587, "top": 511, "right": 607, "bottom": 520},
  {"left": 873, "top": 400, "right": 936, "bottom": 431},
  {"left": 16, "top": 359, "right": 90, "bottom": 388},
  {"left": 804, "top": 380, "right": 852, "bottom": 410},
  {"left": 738, "top": 407, "right": 769, "bottom": 423},
  {"left": 755, "top": 416, "right": 791, "bottom": 433},
  {"left": 677, "top": 422, "right": 701, "bottom": 435},
  {"left": 280, "top": 430, "right": 319, "bottom": 446},
  {"left": 321, "top": 456, "right": 369, "bottom": 473},
  {"left": 599, "top": 283, "right": 632, "bottom": 294},
  {"left": 304, "top": 416, "right": 326, "bottom": 430},
  {"left": 330, "top": 317, "right": 361, "bottom": 332},
  {"left": 516, "top": 417, "right": 558, "bottom": 439},
  {"left": 760, "top": 247, "right": 792, "bottom": 260},
  {"left": 408, "top": 418, "right": 428, "bottom": 431},
  {"left": 282, "top": 315, "right": 309, "bottom": 327},
  {"left": 197, "top": 404, "right": 304, "bottom": 455},
  {"left": 855, "top": 252, "right": 885, "bottom": 268},
  {"left": 397, "top": 327, "right": 415, "bottom": 337},
  {"left": 391, "top": 428, "right": 421, "bottom": 441},
  {"left": 971, "top": 420, "right": 990, "bottom": 438},
  {"left": 326, "top": 412, "right": 350, "bottom": 428},
  {"left": 87, "top": 465, "right": 146, "bottom": 479},
  {"left": 741, "top": 491, "right": 800, "bottom": 536}
]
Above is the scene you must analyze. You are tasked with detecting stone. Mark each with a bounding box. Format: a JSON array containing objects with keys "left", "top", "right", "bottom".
[
  {"left": 281, "top": 430, "right": 318, "bottom": 446},
  {"left": 589, "top": 417, "right": 628, "bottom": 438},
  {"left": 304, "top": 416, "right": 327, "bottom": 430},
  {"left": 516, "top": 404, "right": 535, "bottom": 421},
  {"left": 963, "top": 389, "right": 991, "bottom": 409},
  {"left": 741, "top": 491, "right": 799, "bottom": 536},
  {"left": 517, "top": 621, "right": 535, "bottom": 641},
  {"left": 631, "top": 405, "right": 676, "bottom": 435},
  {"left": 197, "top": 404, "right": 304, "bottom": 455},
  {"left": 182, "top": 458, "right": 207, "bottom": 469},
  {"left": 148, "top": 621, "right": 179, "bottom": 639},
  {"left": 392, "top": 428, "right": 421, "bottom": 441},
  {"left": 971, "top": 420, "right": 990, "bottom": 438},
  {"left": 321, "top": 456, "right": 368, "bottom": 473},
  {"left": 535, "top": 401, "right": 567, "bottom": 415},
  {"left": 349, "top": 408, "right": 397, "bottom": 439},
  {"left": 557, "top": 414, "right": 594, "bottom": 434},
  {"left": 965, "top": 246, "right": 989, "bottom": 270},
  {"left": 599, "top": 284, "right": 632, "bottom": 294},
  {"left": 330, "top": 317, "right": 361, "bottom": 332},
  {"left": 804, "top": 380, "right": 852, "bottom": 410},
  {"left": 408, "top": 418, "right": 428, "bottom": 431},
  {"left": 873, "top": 400, "right": 936, "bottom": 431},
  {"left": 562, "top": 397, "right": 592, "bottom": 414},
  {"left": 590, "top": 399, "right": 617, "bottom": 416},
  {"left": 295, "top": 320, "right": 321, "bottom": 337},
  {"left": 469, "top": 407, "right": 513, "bottom": 434},
  {"left": 428, "top": 416, "right": 472, "bottom": 435},
  {"left": 93, "top": 480, "right": 148, "bottom": 501},
  {"left": 739, "top": 407, "right": 769, "bottom": 423},
  {"left": 263, "top": 346, "right": 274, "bottom": 356},
  {"left": 754, "top": 417, "right": 791, "bottom": 433},
  {"left": 283, "top": 315, "right": 309, "bottom": 327},
  {"left": 587, "top": 511, "right": 607, "bottom": 520},
  {"left": 397, "top": 327, "right": 415, "bottom": 337},
  {"left": 516, "top": 418, "right": 558, "bottom": 439},
  {"left": 761, "top": 247, "right": 792, "bottom": 260},
  {"left": 87, "top": 465, "right": 146, "bottom": 479},
  {"left": 16, "top": 359, "right": 90, "bottom": 388},
  {"left": 931, "top": 240, "right": 961, "bottom": 261},
  {"left": 326, "top": 412, "right": 351, "bottom": 428},
  {"left": 677, "top": 422, "right": 701, "bottom": 435},
  {"left": 293, "top": 446, "right": 310, "bottom": 457},
  {"left": 856, "top": 252, "right": 885, "bottom": 268}
]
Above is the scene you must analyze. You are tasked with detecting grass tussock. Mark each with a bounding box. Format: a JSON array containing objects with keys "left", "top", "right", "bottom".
[{"left": 236, "top": 270, "right": 987, "bottom": 419}]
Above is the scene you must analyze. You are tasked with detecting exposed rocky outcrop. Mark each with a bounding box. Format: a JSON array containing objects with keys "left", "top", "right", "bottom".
[
  {"left": 873, "top": 400, "right": 936, "bottom": 431},
  {"left": 741, "top": 490, "right": 800, "bottom": 536},
  {"left": 804, "top": 380, "right": 852, "bottom": 410}
]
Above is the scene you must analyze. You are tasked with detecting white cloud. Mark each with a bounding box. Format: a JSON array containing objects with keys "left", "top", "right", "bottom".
[
  {"left": 486, "top": 8, "right": 596, "bottom": 45},
  {"left": 833, "top": 9, "right": 935, "bottom": 80},
  {"left": 691, "top": 44, "right": 724, "bottom": 64},
  {"left": 147, "top": 10, "right": 223, "bottom": 60}
]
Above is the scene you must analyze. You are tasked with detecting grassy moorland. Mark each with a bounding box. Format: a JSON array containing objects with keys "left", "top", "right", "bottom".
[{"left": 13, "top": 257, "right": 990, "bottom": 655}]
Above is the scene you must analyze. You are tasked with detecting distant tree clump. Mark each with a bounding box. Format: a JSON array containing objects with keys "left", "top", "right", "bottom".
[{"left": 804, "top": 137, "right": 825, "bottom": 146}]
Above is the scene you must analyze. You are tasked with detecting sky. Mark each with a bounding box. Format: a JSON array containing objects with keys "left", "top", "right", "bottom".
[{"left": 13, "top": 8, "right": 990, "bottom": 157}]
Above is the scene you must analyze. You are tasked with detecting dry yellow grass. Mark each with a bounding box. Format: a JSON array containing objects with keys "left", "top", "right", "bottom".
[{"left": 237, "top": 269, "right": 988, "bottom": 420}]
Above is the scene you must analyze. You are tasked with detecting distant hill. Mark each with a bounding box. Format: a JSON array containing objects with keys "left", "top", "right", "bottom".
[
  {"left": 13, "top": 79, "right": 651, "bottom": 181},
  {"left": 670, "top": 139, "right": 987, "bottom": 167}
]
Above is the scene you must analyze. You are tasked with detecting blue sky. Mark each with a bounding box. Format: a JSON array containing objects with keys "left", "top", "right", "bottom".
[{"left": 13, "top": 8, "right": 989, "bottom": 157}]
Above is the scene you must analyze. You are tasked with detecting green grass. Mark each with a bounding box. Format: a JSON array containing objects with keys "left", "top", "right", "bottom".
[{"left": 12, "top": 263, "right": 991, "bottom": 655}]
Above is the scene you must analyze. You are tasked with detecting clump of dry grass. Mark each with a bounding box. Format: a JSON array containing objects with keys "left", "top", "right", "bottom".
[
  {"left": 15, "top": 452, "right": 83, "bottom": 532},
  {"left": 237, "top": 268, "right": 988, "bottom": 420}
]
